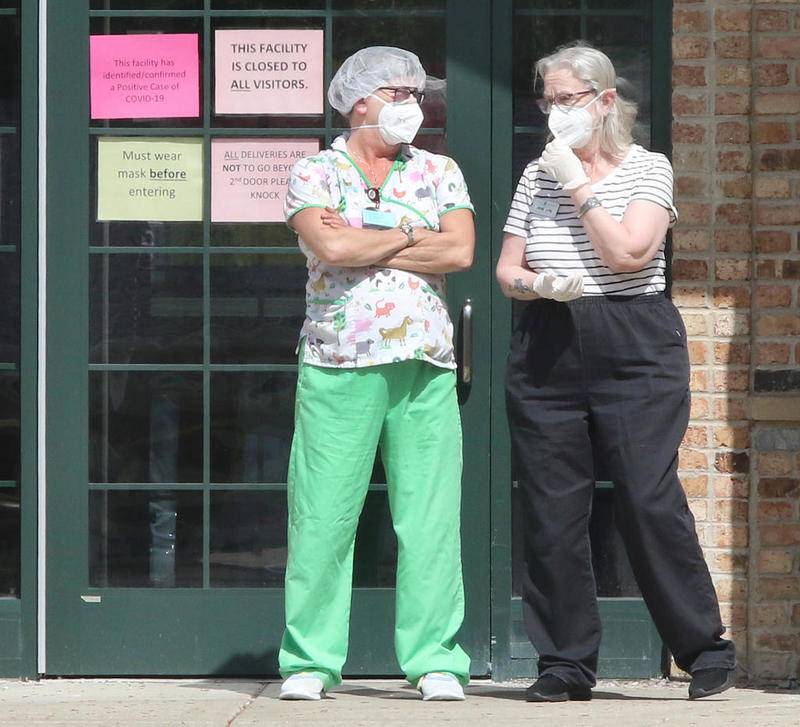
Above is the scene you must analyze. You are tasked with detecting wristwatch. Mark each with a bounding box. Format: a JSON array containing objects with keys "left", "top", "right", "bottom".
[
  {"left": 400, "top": 222, "right": 416, "bottom": 247},
  {"left": 578, "top": 196, "right": 602, "bottom": 218}
]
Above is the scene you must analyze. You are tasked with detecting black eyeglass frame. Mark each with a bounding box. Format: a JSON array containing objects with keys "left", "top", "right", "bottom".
[{"left": 375, "top": 86, "right": 426, "bottom": 105}]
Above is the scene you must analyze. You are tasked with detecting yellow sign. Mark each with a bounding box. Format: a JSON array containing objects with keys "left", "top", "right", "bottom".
[{"left": 97, "top": 137, "right": 203, "bottom": 221}]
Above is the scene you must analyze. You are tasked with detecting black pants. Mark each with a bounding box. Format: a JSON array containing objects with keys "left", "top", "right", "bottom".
[{"left": 505, "top": 293, "right": 735, "bottom": 690}]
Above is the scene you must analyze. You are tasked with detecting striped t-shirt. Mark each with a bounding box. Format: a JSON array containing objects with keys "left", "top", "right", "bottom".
[{"left": 503, "top": 144, "right": 678, "bottom": 297}]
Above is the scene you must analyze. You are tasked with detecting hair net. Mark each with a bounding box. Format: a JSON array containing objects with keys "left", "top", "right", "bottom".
[{"left": 327, "top": 46, "right": 427, "bottom": 115}]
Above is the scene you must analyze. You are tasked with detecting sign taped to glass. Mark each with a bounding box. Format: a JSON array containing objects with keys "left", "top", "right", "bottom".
[
  {"left": 90, "top": 33, "right": 200, "bottom": 119},
  {"left": 97, "top": 137, "right": 203, "bottom": 221},
  {"left": 211, "top": 138, "right": 320, "bottom": 222},
  {"left": 215, "top": 29, "right": 324, "bottom": 115}
]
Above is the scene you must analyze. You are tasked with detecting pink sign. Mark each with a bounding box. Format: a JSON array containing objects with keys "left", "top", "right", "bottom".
[
  {"left": 211, "top": 138, "right": 320, "bottom": 223},
  {"left": 215, "top": 29, "right": 324, "bottom": 115},
  {"left": 90, "top": 34, "right": 200, "bottom": 119}
]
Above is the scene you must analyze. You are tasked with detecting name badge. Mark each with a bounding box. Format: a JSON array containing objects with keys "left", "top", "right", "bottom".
[
  {"left": 531, "top": 197, "right": 560, "bottom": 219},
  {"left": 362, "top": 207, "right": 395, "bottom": 229}
]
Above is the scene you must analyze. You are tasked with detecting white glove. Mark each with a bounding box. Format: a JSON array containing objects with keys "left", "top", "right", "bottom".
[
  {"left": 539, "top": 139, "right": 590, "bottom": 191},
  {"left": 532, "top": 271, "right": 584, "bottom": 302}
]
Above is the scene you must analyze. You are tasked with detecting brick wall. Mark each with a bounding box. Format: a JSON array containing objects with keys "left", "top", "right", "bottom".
[{"left": 671, "top": 1, "right": 800, "bottom": 685}]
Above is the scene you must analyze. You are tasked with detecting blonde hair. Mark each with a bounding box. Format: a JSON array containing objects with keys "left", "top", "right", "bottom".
[{"left": 535, "top": 42, "right": 637, "bottom": 158}]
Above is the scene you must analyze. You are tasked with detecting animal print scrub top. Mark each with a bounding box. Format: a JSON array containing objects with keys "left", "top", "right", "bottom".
[{"left": 284, "top": 134, "right": 474, "bottom": 370}]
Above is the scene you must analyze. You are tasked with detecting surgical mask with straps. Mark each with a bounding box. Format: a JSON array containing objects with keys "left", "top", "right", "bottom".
[
  {"left": 355, "top": 94, "right": 424, "bottom": 145},
  {"left": 547, "top": 90, "right": 609, "bottom": 149}
]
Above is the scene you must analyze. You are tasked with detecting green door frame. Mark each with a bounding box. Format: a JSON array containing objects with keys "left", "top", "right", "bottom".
[
  {"left": 0, "top": 0, "right": 39, "bottom": 679},
  {"left": 445, "top": 0, "right": 492, "bottom": 675},
  {"left": 487, "top": 0, "right": 674, "bottom": 681},
  {"left": 45, "top": 0, "right": 89, "bottom": 674}
]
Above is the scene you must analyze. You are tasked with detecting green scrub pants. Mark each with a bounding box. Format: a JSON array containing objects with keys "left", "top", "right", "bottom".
[{"left": 279, "top": 357, "right": 470, "bottom": 689}]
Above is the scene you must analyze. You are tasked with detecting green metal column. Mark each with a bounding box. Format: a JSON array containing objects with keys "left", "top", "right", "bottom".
[
  {"left": 45, "top": 0, "right": 89, "bottom": 673},
  {"left": 446, "top": 0, "right": 493, "bottom": 675}
]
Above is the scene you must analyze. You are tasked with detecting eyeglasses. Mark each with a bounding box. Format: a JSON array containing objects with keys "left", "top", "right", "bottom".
[
  {"left": 377, "top": 86, "right": 425, "bottom": 104},
  {"left": 535, "top": 89, "right": 596, "bottom": 115}
]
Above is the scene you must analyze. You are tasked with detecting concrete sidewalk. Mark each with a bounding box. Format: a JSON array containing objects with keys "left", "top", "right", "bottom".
[{"left": 1, "top": 678, "right": 798, "bottom": 726}]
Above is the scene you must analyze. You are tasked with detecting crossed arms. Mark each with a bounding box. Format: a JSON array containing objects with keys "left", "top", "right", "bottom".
[{"left": 289, "top": 206, "right": 475, "bottom": 274}]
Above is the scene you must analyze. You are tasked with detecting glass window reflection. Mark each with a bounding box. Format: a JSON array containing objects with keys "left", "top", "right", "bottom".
[
  {"left": 0, "top": 252, "right": 19, "bottom": 364},
  {"left": 210, "top": 490, "right": 288, "bottom": 587},
  {"left": 0, "top": 489, "right": 19, "bottom": 596},
  {"left": 89, "top": 489, "right": 203, "bottom": 588},
  {"left": 211, "top": 372, "right": 296, "bottom": 484},
  {"left": 0, "top": 373, "right": 19, "bottom": 482},
  {"left": 90, "top": 372, "right": 203, "bottom": 483},
  {"left": 211, "top": 254, "right": 307, "bottom": 365},
  {"left": 90, "top": 253, "right": 204, "bottom": 364},
  {"left": 1, "top": 134, "right": 20, "bottom": 248},
  {"left": 0, "top": 18, "right": 20, "bottom": 126}
]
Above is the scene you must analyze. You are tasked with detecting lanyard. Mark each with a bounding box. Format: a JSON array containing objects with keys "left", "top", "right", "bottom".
[
  {"left": 332, "top": 149, "right": 434, "bottom": 229},
  {"left": 336, "top": 149, "right": 400, "bottom": 208}
]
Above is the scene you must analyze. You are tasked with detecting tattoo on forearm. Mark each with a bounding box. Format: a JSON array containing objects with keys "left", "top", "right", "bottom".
[{"left": 510, "top": 278, "right": 534, "bottom": 295}]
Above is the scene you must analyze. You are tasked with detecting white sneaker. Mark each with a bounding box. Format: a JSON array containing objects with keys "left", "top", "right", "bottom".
[
  {"left": 279, "top": 672, "right": 325, "bottom": 700},
  {"left": 418, "top": 672, "right": 466, "bottom": 701}
]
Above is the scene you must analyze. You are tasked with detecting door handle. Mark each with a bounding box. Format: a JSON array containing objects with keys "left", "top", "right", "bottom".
[{"left": 461, "top": 298, "right": 473, "bottom": 385}]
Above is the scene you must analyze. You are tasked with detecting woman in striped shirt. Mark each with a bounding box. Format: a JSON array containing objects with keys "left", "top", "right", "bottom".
[{"left": 496, "top": 43, "right": 736, "bottom": 704}]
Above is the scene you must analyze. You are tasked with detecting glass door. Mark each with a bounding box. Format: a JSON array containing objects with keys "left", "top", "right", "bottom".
[
  {"left": 46, "top": 0, "right": 491, "bottom": 676},
  {"left": 488, "top": 0, "right": 672, "bottom": 680}
]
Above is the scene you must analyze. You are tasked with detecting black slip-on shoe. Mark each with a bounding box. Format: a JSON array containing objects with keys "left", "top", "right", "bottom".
[
  {"left": 688, "top": 668, "right": 735, "bottom": 699},
  {"left": 526, "top": 674, "right": 592, "bottom": 702}
]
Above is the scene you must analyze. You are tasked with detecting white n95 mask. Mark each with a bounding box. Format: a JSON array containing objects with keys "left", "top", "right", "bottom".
[
  {"left": 547, "top": 92, "right": 604, "bottom": 149},
  {"left": 366, "top": 95, "right": 424, "bottom": 145}
]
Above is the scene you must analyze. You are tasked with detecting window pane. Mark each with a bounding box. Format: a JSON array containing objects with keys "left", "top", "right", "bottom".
[
  {"left": 0, "top": 373, "right": 19, "bottom": 482},
  {"left": 1, "top": 134, "right": 21, "bottom": 247},
  {"left": 89, "top": 489, "right": 203, "bottom": 587},
  {"left": 0, "top": 252, "right": 19, "bottom": 363},
  {"left": 210, "top": 372, "right": 296, "bottom": 483},
  {"left": 0, "top": 489, "right": 19, "bottom": 596},
  {"left": 210, "top": 490, "right": 287, "bottom": 587},
  {"left": 89, "top": 17, "right": 203, "bottom": 129},
  {"left": 90, "top": 372, "right": 203, "bottom": 483},
  {"left": 211, "top": 253, "right": 306, "bottom": 365},
  {"left": 0, "top": 18, "right": 20, "bottom": 126},
  {"left": 90, "top": 253, "right": 204, "bottom": 364}
]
